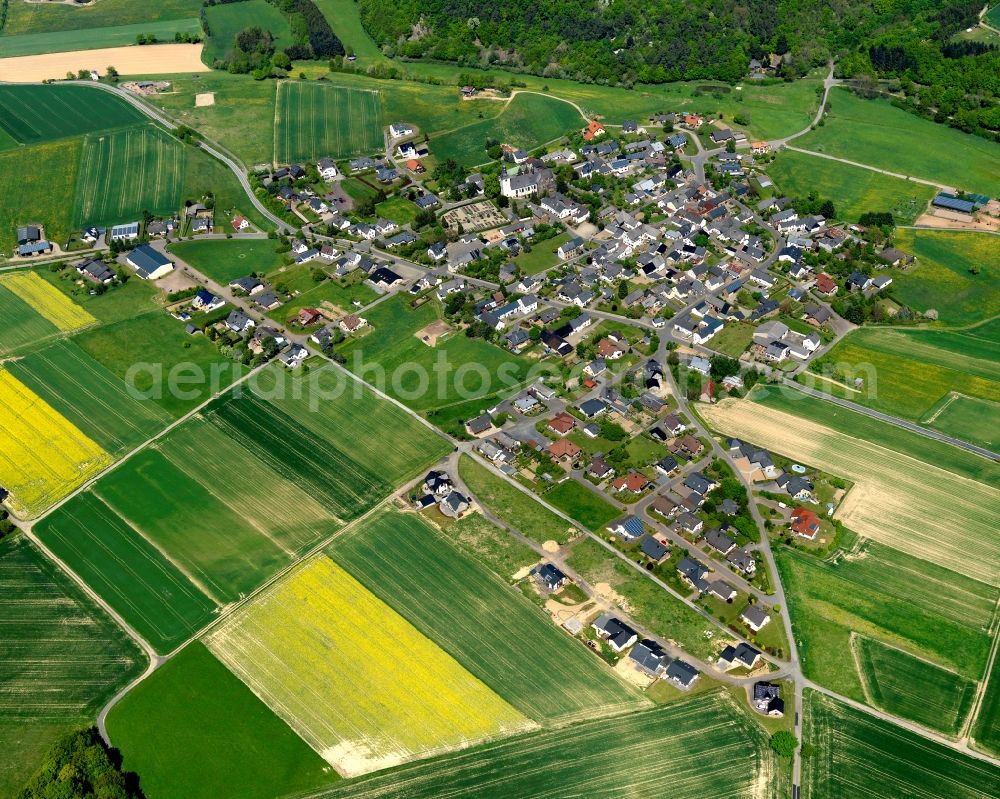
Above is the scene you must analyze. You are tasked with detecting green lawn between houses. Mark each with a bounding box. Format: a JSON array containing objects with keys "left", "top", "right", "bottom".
[
  {"left": 543, "top": 479, "right": 621, "bottom": 531},
  {"left": 107, "top": 642, "right": 333, "bottom": 799},
  {"left": 169, "top": 238, "right": 289, "bottom": 284}
]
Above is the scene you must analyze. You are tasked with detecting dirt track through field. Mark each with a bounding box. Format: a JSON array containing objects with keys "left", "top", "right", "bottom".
[
  {"left": 701, "top": 398, "right": 1000, "bottom": 586},
  {"left": 0, "top": 44, "right": 206, "bottom": 82}
]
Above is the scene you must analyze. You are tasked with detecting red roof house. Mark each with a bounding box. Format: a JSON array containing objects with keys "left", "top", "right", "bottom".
[
  {"left": 548, "top": 439, "right": 582, "bottom": 461},
  {"left": 814, "top": 273, "right": 838, "bottom": 296},
  {"left": 547, "top": 412, "right": 576, "bottom": 436},
  {"left": 790, "top": 507, "right": 821, "bottom": 539},
  {"left": 582, "top": 119, "right": 606, "bottom": 141}
]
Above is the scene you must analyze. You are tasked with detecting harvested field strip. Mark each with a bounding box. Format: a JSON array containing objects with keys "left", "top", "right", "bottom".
[
  {"left": 700, "top": 398, "right": 1000, "bottom": 586},
  {"left": 303, "top": 691, "right": 779, "bottom": 799},
  {"left": 73, "top": 124, "right": 186, "bottom": 227},
  {"left": 802, "top": 690, "right": 1000, "bottom": 799},
  {"left": 250, "top": 364, "right": 450, "bottom": 486},
  {"left": 0, "top": 369, "right": 112, "bottom": 518},
  {"left": 0, "top": 534, "right": 143, "bottom": 797},
  {"left": 205, "top": 391, "right": 389, "bottom": 520},
  {"left": 158, "top": 418, "right": 342, "bottom": 555},
  {"left": 0, "top": 272, "right": 95, "bottom": 332},
  {"left": 205, "top": 556, "right": 531, "bottom": 777},
  {"left": 330, "top": 510, "right": 646, "bottom": 724},
  {"left": 0, "top": 284, "right": 59, "bottom": 355},
  {"left": 93, "top": 448, "right": 290, "bottom": 602},
  {"left": 35, "top": 492, "right": 218, "bottom": 654},
  {"left": 855, "top": 635, "right": 976, "bottom": 736},
  {"left": 9, "top": 339, "right": 171, "bottom": 455}
]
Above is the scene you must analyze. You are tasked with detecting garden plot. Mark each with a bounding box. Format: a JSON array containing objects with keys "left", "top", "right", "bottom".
[
  {"left": 205, "top": 555, "right": 531, "bottom": 777},
  {"left": 701, "top": 398, "right": 1000, "bottom": 586}
]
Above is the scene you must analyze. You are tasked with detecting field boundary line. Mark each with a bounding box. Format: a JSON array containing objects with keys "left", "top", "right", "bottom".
[
  {"left": 783, "top": 144, "right": 953, "bottom": 191},
  {"left": 962, "top": 595, "right": 1000, "bottom": 743}
]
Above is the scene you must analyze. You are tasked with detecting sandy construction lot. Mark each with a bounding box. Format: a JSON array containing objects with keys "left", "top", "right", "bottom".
[
  {"left": 0, "top": 44, "right": 206, "bottom": 82},
  {"left": 701, "top": 398, "right": 1000, "bottom": 586}
]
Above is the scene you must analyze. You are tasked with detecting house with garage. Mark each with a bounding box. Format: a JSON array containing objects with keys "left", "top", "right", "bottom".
[
  {"left": 753, "top": 682, "right": 785, "bottom": 716},
  {"left": 639, "top": 535, "right": 669, "bottom": 563},
  {"left": 790, "top": 507, "right": 821, "bottom": 539},
  {"left": 192, "top": 288, "right": 224, "bottom": 311},
  {"left": 727, "top": 547, "right": 756, "bottom": 575},
  {"left": 677, "top": 557, "right": 711, "bottom": 593},
  {"left": 608, "top": 515, "right": 645, "bottom": 541},
  {"left": 225, "top": 310, "right": 255, "bottom": 334},
  {"left": 665, "top": 659, "right": 699, "bottom": 689},
  {"left": 75, "top": 259, "right": 115, "bottom": 284},
  {"left": 592, "top": 614, "right": 638, "bottom": 652},
  {"left": 629, "top": 639, "right": 669, "bottom": 677},
  {"left": 740, "top": 604, "right": 771, "bottom": 633},
  {"left": 719, "top": 642, "right": 762, "bottom": 671}
]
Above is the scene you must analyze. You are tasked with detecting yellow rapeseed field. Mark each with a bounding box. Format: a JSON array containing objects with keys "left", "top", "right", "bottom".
[
  {"left": 0, "top": 369, "right": 112, "bottom": 517},
  {"left": 0, "top": 271, "right": 95, "bottom": 331},
  {"left": 205, "top": 555, "right": 533, "bottom": 777}
]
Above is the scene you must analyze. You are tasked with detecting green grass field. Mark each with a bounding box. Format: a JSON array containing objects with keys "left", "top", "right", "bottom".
[
  {"left": 795, "top": 88, "right": 1000, "bottom": 196},
  {"left": 248, "top": 364, "right": 450, "bottom": 486},
  {"left": 0, "top": 534, "right": 144, "bottom": 797},
  {"left": 802, "top": 690, "right": 1000, "bottom": 799},
  {"left": 340, "top": 294, "right": 532, "bottom": 412},
  {"left": 169, "top": 238, "right": 288, "bottom": 283},
  {"left": 768, "top": 150, "right": 934, "bottom": 224},
  {"left": 1, "top": 0, "right": 202, "bottom": 35},
  {"left": 275, "top": 81, "right": 384, "bottom": 163},
  {"left": 855, "top": 635, "right": 976, "bottom": 737},
  {"left": 809, "top": 327, "right": 999, "bottom": 449},
  {"left": 306, "top": 692, "right": 779, "bottom": 799},
  {"left": 890, "top": 229, "right": 1000, "bottom": 326},
  {"left": 431, "top": 93, "right": 584, "bottom": 166},
  {"left": 8, "top": 338, "right": 172, "bottom": 455},
  {"left": 0, "top": 19, "right": 202, "bottom": 57},
  {"left": 202, "top": 0, "right": 292, "bottom": 65},
  {"left": 567, "top": 537, "right": 727, "bottom": 661},
  {"left": 0, "top": 84, "right": 144, "bottom": 144},
  {"left": 73, "top": 312, "right": 247, "bottom": 417},
  {"left": 458, "top": 455, "right": 578, "bottom": 544},
  {"left": 374, "top": 194, "right": 418, "bottom": 224},
  {"left": 513, "top": 231, "right": 572, "bottom": 275},
  {"left": 775, "top": 541, "right": 996, "bottom": 703},
  {"left": 73, "top": 124, "right": 186, "bottom": 228},
  {"left": 108, "top": 642, "right": 332, "bottom": 799},
  {"left": 313, "top": 0, "right": 384, "bottom": 61},
  {"left": 544, "top": 479, "right": 621, "bottom": 531},
  {"left": 973, "top": 659, "right": 1000, "bottom": 756},
  {"left": 34, "top": 492, "right": 219, "bottom": 654},
  {"left": 749, "top": 385, "right": 1000, "bottom": 486},
  {"left": 330, "top": 510, "right": 646, "bottom": 724},
  {"left": 0, "top": 138, "right": 80, "bottom": 255},
  {"left": 708, "top": 321, "right": 756, "bottom": 358},
  {"left": 435, "top": 512, "right": 539, "bottom": 582}
]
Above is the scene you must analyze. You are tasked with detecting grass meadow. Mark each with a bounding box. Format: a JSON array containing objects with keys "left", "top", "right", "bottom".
[
  {"left": 249, "top": 364, "right": 451, "bottom": 487},
  {"left": 802, "top": 691, "right": 1000, "bottom": 799},
  {"left": 305, "top": 692, "right": 781, "bottom": 799},
  {"left": 0, "top": 139, "right": 80, "bottom": 254},
  {"left": 108, "top": 642, "right": 332, "bottom": 799},
  {"left": 275, "top": 81, "right": 384, "bottom": 163},
  {"left": 431, "top": 93, "right": 584, "bottom": 166},
  {"left": 330, "top": 510, "right": 646, "bottom": 724},
  {"left": 458, "top": 455, "right": 578, "bottom": 545},
  {"left": 202, "top": 0, "right": 292, "bottom": 65},
  {"left": 72, "top": 124, "right": 187, "bottom": 228},
  {"left": 35, "top": 492, "right": 219, "bottom": 654},
  {"left": 775, "top": 541, "right": 996, "bottom": 703},
  {"left": 768, "top": 150, "right": 934, "bottom": 224},
  {"left": 855, "top": 635, "right": 977, "bottom": 737},
  {"left": 0, "top": 369, "right": 112, "bottom": 518},
  {"left": 810, "top": 327, "right": 999, "bottom": 449},
  {"left": 988, "top": 3, "right": 1000, "bottom": 26},
  {"left": 313, "top": 0, "right": 384, "bottom": 61},
  {"left": 567, "top": 537, "right": 729, "bottom": 662},
  {"left": 795, "top": 88, "right": 1000, "bottom": 196},
  {"left": 0, "top": 84, "right": 144, "bottom": 144},
  {"left": 169, "top": 238, "right": 288, "bottom": 284},
  {"left": 891, "top": 229, "right": 1000, "bottom": 326},
  {"left": 0, "top": 534, "right": 144, "bottom": 797},
  {"left": 340, "top": 294, "right": 532, "bottom": 413},
  {"left": 435, "top": 511, "right": 540, "bottom": 582},
  {"left": 544, "top": 479, "right": 621, "bottom": 531},
  {"left": 2, "top": 0, "right": 201, "bottom": 34},
  {"left": 0, "top": 19, "right": 203, "bottom": 57},
  {"left": 8, "top": 339, "right": 172, "bottom": 455},
  {"left": 205, "top": 555, "right": 530, "bottom": 777}
]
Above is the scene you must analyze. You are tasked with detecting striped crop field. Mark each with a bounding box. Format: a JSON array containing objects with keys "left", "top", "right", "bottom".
[
  {"left": 0, "top": 84, "right": 145, "bottom": 144},
  {"left": 701, "top": 397, "right": 1000, "bottom": 586},
  {"left": 35, "top": 492, "right": 219, "bottom": 654},
  {"left": 0, "top": 281, "right": 61, "bottom": 356},
  {"left": 204, "top": 389, "right": 391, "bottom": 521},
  {"left": 854, "top": 635, "right": 977, "bottom": 737},
  {"left": 205, "top": 556, "right": 532, "bottom": 777},
  {"left": 275, "top": 81, "right": 384, "bottom": 163},
  {"left": 0, "top": 534, "right": 143, "bottom": 796},
  {"left": 301, "top": 691, "right": 780, "bottom": 799},
  {"left": 73, "top": 124, "right": 186, "bottom": 228},
  {"left": 802, "top": 690, "right": 1000, "bottom": 799},
  {"left": 249, "top": 364, "right": 451, "bottom": 486},
  {"left": 330, "top": 510, "right": 647, "bottom": 725},
  {"left": 0, "top": 271, "right": 95, "bottom": 332},
  {"left": 0, "top": 369, "right": 112, "bottom": 517},
  {"left": 8, "top": 339, "right": 172, "bottom": 456}
]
